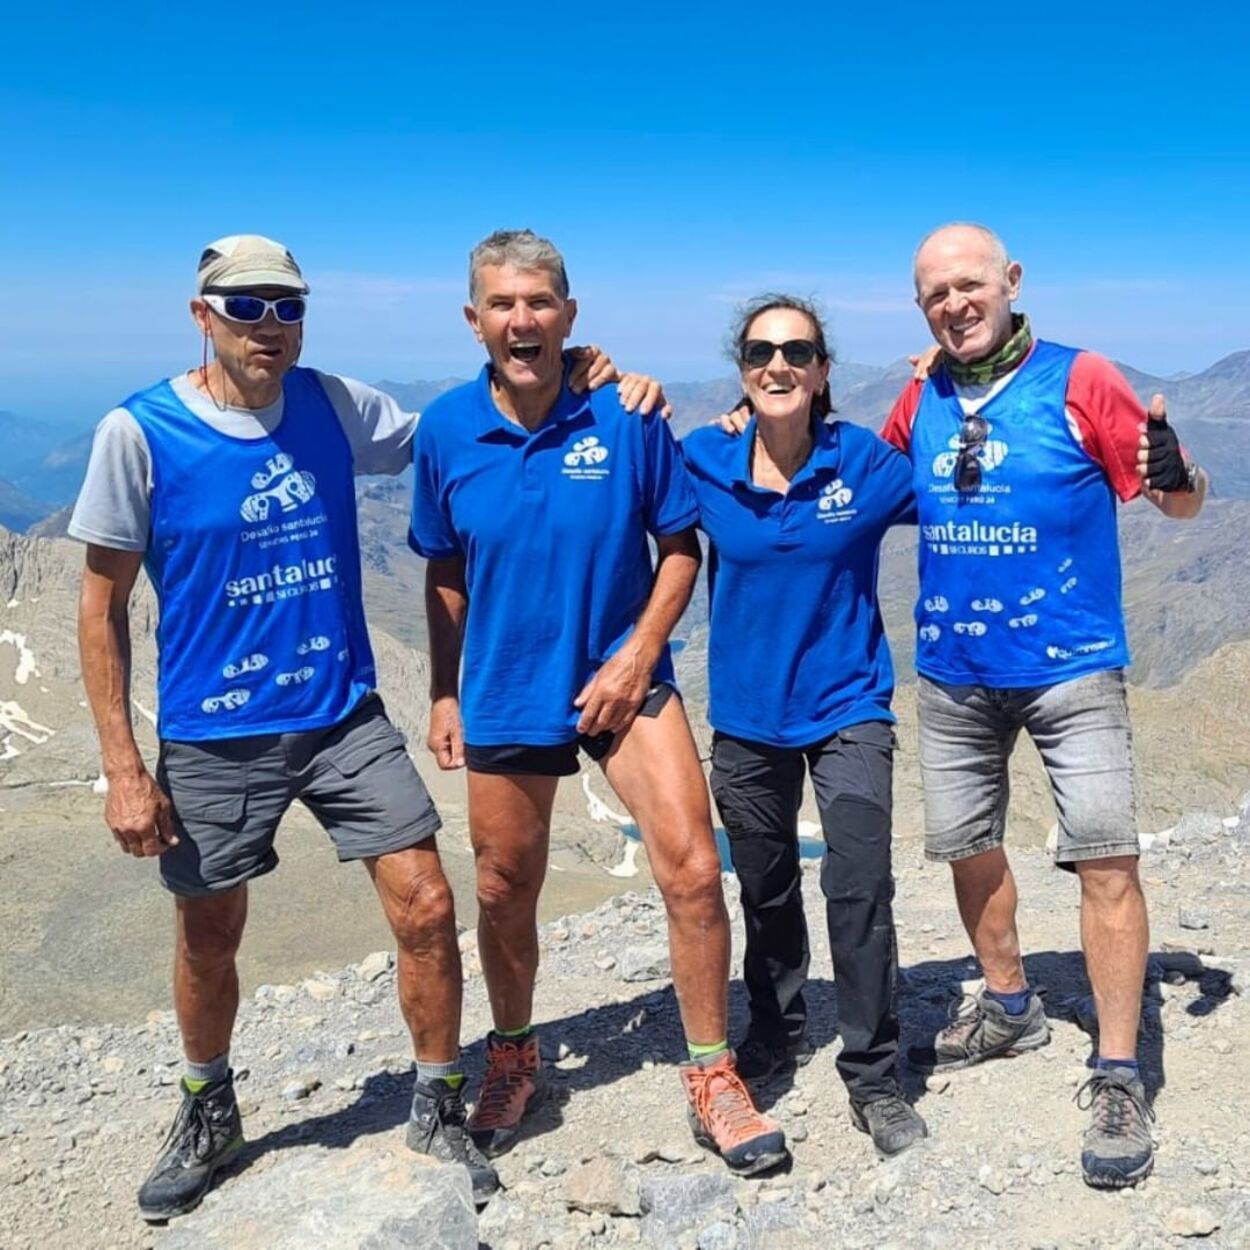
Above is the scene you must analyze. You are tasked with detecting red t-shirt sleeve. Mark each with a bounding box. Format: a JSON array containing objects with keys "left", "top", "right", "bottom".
[
  {"left": 1065, "top": 352, "right": 1143, "bottom": 503},
  {"left": 880, "top": 378, "right": 923, "bottom": 453}
]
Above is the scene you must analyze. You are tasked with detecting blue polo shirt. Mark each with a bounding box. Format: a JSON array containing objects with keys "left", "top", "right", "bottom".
[
  {"left": 681, "top": 418, "right": 916, "bottom": 748},
  {"left": 409, "top": 364, "right": 699, "bottom": 746}
]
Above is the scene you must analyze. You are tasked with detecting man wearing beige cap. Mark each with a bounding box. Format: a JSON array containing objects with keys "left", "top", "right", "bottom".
[{"left": 71, "top": 234, "right": 650, "bottom": 1219}]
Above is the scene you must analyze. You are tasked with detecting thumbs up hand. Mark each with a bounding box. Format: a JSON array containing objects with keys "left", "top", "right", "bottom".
[{"left": 1137, "top": 393, "right": 1190, "bottom": 493}]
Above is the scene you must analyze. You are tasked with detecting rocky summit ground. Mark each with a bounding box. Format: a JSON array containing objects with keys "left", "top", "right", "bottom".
[{"left": 3, "top": 798, "right": 1250, "bottom": 1250}]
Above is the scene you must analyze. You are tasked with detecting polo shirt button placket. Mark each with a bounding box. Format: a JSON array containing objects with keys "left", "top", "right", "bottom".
[{"left": 521, "top": 432, "right": 543, "bottom": 502}]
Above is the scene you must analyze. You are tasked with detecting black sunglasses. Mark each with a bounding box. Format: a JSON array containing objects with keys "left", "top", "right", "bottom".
[
  {"left": 741, "top": 339, "right": 823, "bottom": 369},
  {"left": 954, "top": 413, "right": 988, "bottom": 492}
]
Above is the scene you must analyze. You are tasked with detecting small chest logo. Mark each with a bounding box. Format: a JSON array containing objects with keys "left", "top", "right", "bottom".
[
  {"left": 817, "top": 478, "right": 857, "bottom": 523},
  {"left": 562, "top": 436, "right": 611, "bottom": 481},
  {"left": 240, "top": 453, "right": 319, "bottom": 521}
]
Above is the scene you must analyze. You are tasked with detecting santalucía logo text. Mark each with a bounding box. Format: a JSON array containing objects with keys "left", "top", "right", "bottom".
[
  {"left": 225, "top": 554, "right": 338, "bottom": 606},
  {"left": 922, "top": 520, "right": 1038, "bottom": 545}
]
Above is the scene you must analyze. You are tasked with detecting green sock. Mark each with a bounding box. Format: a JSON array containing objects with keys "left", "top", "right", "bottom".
[
  {"left": 687, "top": 1039, "right": 729, "bottom": 1063},
  {"left": 495, "top": 1023, "right": 533, "bottom": 1040}
]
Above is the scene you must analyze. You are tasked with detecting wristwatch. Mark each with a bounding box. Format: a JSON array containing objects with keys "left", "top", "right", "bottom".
[{"left": 1184, "top": 461, "right": 1201, "bottom": 494}]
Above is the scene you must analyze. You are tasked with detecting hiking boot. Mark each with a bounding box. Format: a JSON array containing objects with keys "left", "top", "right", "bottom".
[
  {"left": 850, "top": 1092, "right": 929, "bottom": 1158},
  {"left": 735, "top": 1031, "right": 816, "bottom": 1083},
  {"left": 1077, "top": 1066, "right": 1156, "bottom": 1189},
  {"left": 136, "top": 1074, "right": 244, "bottom": 1222},
  {"left": 468, "top": 1032, "right": 545, "bottom": 1158},
  {"left": 910, "top": 989, "right": 1050, "bottom": 1073},
  {"left": 679, "top": 1051, "right": 790, "bottom": 1177},
  {"left": 408, "top": 1077, "right": 500, "bottom": 1204}
]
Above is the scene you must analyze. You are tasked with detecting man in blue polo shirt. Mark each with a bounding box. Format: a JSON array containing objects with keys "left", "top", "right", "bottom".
[{"left": 410, "top": 229, "right": 788, "bottom": 1177}]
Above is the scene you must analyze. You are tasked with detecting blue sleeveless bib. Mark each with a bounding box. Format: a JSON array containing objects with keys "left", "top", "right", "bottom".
[
  {"left": 128, "top": 368, "right": 375, "bottom": 739},
  {"left": 908, "top": 341, "right": 1129, "bottom": 687}
]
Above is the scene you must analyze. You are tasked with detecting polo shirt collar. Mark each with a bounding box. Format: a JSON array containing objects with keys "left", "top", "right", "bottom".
[
  {"left": 471, "top": 356, "right": 592, "bottom": 441},
  {"left": 731, "top": 415, "right": 842, "bottom": 489}
]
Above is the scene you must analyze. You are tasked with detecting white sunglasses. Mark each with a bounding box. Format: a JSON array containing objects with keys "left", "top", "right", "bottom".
[{"left": 202, "top": 293, "right": 307, "bottom": 324}]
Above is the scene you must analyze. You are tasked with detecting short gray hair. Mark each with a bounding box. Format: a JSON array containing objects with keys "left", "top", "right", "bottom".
[
  {"left": 913, "top": 222, "right": 1010, "bottom": 286},
  {"left": 468, "top": 229, "right": 569, "bottom": 304}
]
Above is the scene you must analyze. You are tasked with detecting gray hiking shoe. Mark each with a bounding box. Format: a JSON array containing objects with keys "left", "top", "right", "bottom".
[
  {"left": 911, "top": 990, "right": 1050, "bottom": 1072},
  {"left": 850, "top": 1092, "right": 929, "bottom": 1158},
  {"left": 408, "top": 1078, "right": 500, "bottom": 1204},
  {"left": 1077, "top": 1067, "right": 1155, "bottom": 1189},
  {"left": 137, "top": 1074, "right": 244, "bottom": 1222}
]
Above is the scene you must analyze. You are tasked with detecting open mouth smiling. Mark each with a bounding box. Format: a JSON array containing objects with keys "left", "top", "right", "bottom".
[{"left": 509, "top": 342, "right": 542, "bottom": 363}]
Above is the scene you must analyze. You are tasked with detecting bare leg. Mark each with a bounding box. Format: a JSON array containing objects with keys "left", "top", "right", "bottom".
[
  {"left": 173, "top": 887, "right": 248, "bottom": 1063},
  {"left": 949, "top": 847, "right": 1027, "bottom": 993},
  {"left": 602, "top": 699, "right": 729, "bottom": 1045},
  {"left": 467, "top": 771, "right": 559, "bottom": 1032},
  {"left": 366, "top": 840, "right": 462, "bottom": 1063},
  {"left": 1076, "top": 856, "right": 1148, "bottom": 1059}
]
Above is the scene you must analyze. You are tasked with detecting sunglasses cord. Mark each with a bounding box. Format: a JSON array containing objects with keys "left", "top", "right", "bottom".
[{"left": 199, "top": 332, "right": 229, "bottom": 413}]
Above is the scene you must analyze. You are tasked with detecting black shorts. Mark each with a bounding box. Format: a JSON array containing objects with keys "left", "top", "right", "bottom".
[{"left": 466, "top": 683, "right": 677, "bottom": 776}]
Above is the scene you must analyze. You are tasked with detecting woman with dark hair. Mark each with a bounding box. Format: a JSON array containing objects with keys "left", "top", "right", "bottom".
[{"left": 680, "top": 295, "right": 924, "bottom": 1158}]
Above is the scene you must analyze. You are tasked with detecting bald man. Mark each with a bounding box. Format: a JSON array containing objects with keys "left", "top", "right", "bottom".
[{"left": 882, "top": 222, "right": 1206, "bottom": 1189}]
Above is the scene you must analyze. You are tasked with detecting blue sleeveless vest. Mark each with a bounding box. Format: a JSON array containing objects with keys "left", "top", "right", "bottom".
[
  {"left": 127, "top": 368, "right": 376, "bottom": 739},
  {"left": 908, "top": 341, "right": 1129, "bottom": 687}
]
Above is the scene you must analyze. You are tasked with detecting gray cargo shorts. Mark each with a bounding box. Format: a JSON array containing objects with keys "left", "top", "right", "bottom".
[
  {"left": 917, "top": 668, "right": 1138, "bottom": 869},
  {"left": 156, "top": 693, "right": 442, "bottom": 895}
]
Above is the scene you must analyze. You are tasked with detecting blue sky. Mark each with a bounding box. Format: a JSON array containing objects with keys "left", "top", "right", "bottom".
[{"left": 2, "top": 1, "right": 1247, "bottom": 421}]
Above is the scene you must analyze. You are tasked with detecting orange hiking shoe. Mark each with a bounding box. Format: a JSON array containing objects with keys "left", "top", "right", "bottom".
[
  {"left": 468, "top": 1031, "right": 545, "bottom": 1157},
  {"left": 679, "top": 1051, "right": 789, "bottom": 1176}
]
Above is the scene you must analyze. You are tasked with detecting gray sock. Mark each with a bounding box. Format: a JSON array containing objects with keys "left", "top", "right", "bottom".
[
  {"left": 416, "top": 1058, "right": 464, "bottom": 1090},
  {"left": 184, "top": 1051, "right": 230, "bottom": 1090}
]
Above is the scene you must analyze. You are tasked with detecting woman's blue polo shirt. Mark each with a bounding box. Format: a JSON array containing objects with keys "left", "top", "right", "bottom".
[{"left": 682, "top": 418, "right": 916, "bottom": 748}]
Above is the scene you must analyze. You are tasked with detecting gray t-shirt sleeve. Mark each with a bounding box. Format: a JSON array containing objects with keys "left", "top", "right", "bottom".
[
  {"left": 67, "top": 408, "right": 153, "bottom": 552},
  {"left": 315, "top": 372, "right": 418, "bottom": 477}
]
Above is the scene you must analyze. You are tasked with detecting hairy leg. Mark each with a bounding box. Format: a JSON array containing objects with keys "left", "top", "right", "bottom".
[
  {"left": 1077, "top": 856, "right": 1148, "bottom": 1059},
  {"left": 174, "top": 887, "right": 249, "bottom": 1062},
  {"left": 602, "top": 699, "right": 729, "bottom": 1045},
  {"left": 467, "top": 771, "right": 559, "bottom": 1032},
  {"left": 366, "top": 840, "right": 462, "bottom": 1062},
  {"left": 950, "top": 847, "right": 1027, "bottom": 993}
]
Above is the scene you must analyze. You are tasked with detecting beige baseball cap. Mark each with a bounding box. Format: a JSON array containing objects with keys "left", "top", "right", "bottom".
[{"left": 196, "top": 234, "right": 309, "bottom": 294}]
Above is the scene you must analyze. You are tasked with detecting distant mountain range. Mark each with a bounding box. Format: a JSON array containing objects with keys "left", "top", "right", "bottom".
[{"left": 3, "top": 348, "right": 1246, "bottom": 529}]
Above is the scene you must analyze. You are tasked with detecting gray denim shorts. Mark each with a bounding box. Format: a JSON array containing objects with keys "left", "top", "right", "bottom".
[
  {"left": 156, "top": 693, "right": 442, "bottom": 895},
  {"left": 917, "top": 668, "right": 1138, "bottom": 868}
]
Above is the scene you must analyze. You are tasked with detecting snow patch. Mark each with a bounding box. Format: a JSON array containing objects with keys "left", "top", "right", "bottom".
[
  {"left": 607, "top": 839, "right": 640, "bottom": 879},
  {"left": 581, "top": 773, "right": 629, "bottom": 826},
  {"left": 0, "top": 630, "right": 40, "bottom": 685},
  {"left": 0, "top": 700, "right": 55, "bottom": 755}
]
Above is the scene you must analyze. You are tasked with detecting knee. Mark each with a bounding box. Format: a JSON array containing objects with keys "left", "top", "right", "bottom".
[
  {"left": 178, "top": 902, "right": 245, "bottom": 970},
  {"left": 1077, "top": 857, "right": 1142, "bottom": 906},
  {"left": 821, "top": 797, "right": 892, "bottom": 905},
  {"left": 390, "top": 871, "right": 456, "bottom": 952},
  {"left": 656, "top": 838, "right": 723, "bottom": 912},
  {"left": 475, "top": 849, "right": 542, "bottom": 917}
]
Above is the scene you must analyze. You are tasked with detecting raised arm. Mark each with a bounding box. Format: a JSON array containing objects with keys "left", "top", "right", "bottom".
[
  {"left": 574, "top": 527, "right": 702, "bottom": 736},
  {"left": 79, "top": 543, "right": 175, "bottom": 856},
  {"left": 425, "top": 555, "right": 470, "bottom": 770}
]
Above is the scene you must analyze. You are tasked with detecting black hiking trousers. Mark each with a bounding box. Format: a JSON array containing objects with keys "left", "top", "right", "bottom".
[{"left": 709, "top": 719, "right": 901, "bottom": 1101}]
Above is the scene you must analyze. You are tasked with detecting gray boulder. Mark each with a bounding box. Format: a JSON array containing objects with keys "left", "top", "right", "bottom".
[
  {"left": 619, "top": 942, "right": 672, "bottom": 983},
  {"left": 156, "top": 1140, "right": 476, "bottom": 1250},
  {"left": 641, "top": 1172, "right": 737, "bottom": 1245}
]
